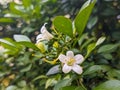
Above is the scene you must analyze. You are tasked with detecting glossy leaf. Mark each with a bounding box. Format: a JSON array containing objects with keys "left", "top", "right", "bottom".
[
  {"left": 74, "top": 0, "right": 96, "bottom": 35},
  {"left": 14, "top": 34, "right": 31, "bottom": 42},
  {"left": 46, "top": 65, "right": 60, "bottom": 76},
  {"left": 53, "top": 16, "right": 73, "bottom": 37}
]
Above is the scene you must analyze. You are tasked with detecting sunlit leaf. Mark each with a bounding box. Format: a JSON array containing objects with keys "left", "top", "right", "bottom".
[
  {"left": 0, "top": 18, "right": 14, "bottom": 23},
  {"left": 14, "top": 34, "right": 31, "bottom": 42},
  {"left": 96, "top": 37, "right": 106, "bottom": 46},
  {"left": 74, "top": 0, "right": 96, "bottom": 35},
  {"left": 53, "top": 16, "right": 73, "bottom": 37}
]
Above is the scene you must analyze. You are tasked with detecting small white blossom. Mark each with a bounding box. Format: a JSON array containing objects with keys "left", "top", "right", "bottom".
[
  {"left": 58, "top": 51, "right": 84, "bottom": 74},
  {"left": 0, "top": 0, "right": 12, "bottom": 6},
  {"left": 36, "top": 23, "right": 53, "bottom": 43}
]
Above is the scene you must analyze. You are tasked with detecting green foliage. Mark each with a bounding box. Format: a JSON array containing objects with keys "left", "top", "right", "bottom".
[
  {"left": 53, "top": 16, "right": 73, "bottom": 37},
  {"left": 74, "top": 0, "right": 96, "bottom": 36},
  {"left": 93, "top": 80, "right": 120, "bottom": 90},
  {"left": 0, "top": 0, "right": 120, "bottom": 90}
]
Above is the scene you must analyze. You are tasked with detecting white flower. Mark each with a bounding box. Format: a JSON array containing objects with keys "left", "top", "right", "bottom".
[
  {"left": 58, "top": 51, "right": 84, "bottom": 74},
  {"left": 0, "top": 0, "right": 12, "bottom": 6},
  {"left": 36, "top": 23, "right": 53, "bottom": 43}
]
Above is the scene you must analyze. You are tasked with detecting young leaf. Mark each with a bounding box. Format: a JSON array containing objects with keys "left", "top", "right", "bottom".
[
  {"left": 96, "top": 37, "right": 106, "bottom": 46},
  {"left": 74, "top": 0, "right": 96, "bottom": 35},
  {"left": 85, "top": 43, "right": 96, "bottom": 58},
  {"left": 53, "top": 16, "right": 73, "bottom": 37},
  {"left": 93, "top": 80, "right": 120, "bottom": 90}
]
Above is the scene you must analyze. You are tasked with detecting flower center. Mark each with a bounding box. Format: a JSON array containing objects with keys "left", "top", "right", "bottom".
[{"left": 67, "top": 58, "right": 75, "bottom": 66}]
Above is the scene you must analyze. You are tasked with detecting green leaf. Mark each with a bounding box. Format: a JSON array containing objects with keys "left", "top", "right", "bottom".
[
  {"left": 83, "top": 65, "right": 111, "bottom": 75},
  {"left": 17, "top": 80, "right": 26, "bottom": 87},
  {"left": 53, "top": 16, "right": 73, "bottom": 37},
  {"left": 18, "top": 42, "right": 39, "bottom": 50},
  {"left": 81, "top": 37, "right": 95, "bottom": 50},
  {"left": 78, "top": 33, "right": 88, "bottom": 46},
  {"left": 6, "top": 85, "right": 18, "bottom": 90},
  {"left": 75, "top": 86, "right": 85, "bottom": 90},
  {"left": 98, "top": 44, "right": 119, "bottom": 53},
  {"left": 93, "top": 80, "right": 120, "bottom": 90},
  {"left": 0, "top": 39, "right": 15, "bottom": 46},
  {"left": 0, "top": 18, "right": 14, "bottom": 23},
  {"left": 60, "top": 86, "right": 76, "bottom": 90},
  {"left": 87, "top": 16, "right": 98, "bottom": 29},
  {"left": 96, "top": 37, "right": 106, "bottom": 46},
  {"left": 20, "top": 64, "right": 32, "bottom": 72},
  {"left": 74, "top": 0, "right": 96, "bottom": 35},
  {"left": 13, "top": 34, "right": 31, "bottom": 42},
  {"left": 45, "top": 78, "right": 57, "bottom": 89},
  {"left": 54, "top": 79, "right": 72, "bottom": 90},
  {"left": 85, "top": 43, "right": 96, "bottom": 58},
  {"left": 22, "top": 0, "right": 31, "bottom": 8},
  {"left": 10, "top": 2, "right": 23, "bottom": 15},
  {"left": 46, "top": 65, "right": 60, "bottom": 76},
  {"left": 32, "top": 75, "right": 48, "bottom": 82},
  {"left": 107, "top": 69, "right": 120, "bottom": 79}
]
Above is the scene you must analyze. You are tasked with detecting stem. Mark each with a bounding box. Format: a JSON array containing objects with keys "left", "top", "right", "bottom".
[{"left": 79, "top": 79, "right": 87, "bottom": 90}]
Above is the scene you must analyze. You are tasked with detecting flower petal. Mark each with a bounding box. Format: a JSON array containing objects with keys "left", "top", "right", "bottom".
[
  {"left": 43, "top": 31, "right": 53, "bottom": 40},
  {"left": 62, "top": 64, "right": 72, "bottom": 73},
  {"left": 72, "top": 64, "right": 83, "bottom": 74},
  {"left": 40, "top": 23, "right": 47, "bottom": 33},
  {"left": 58, "top": 54, "right": 67, "bottom": 63},
  {"left": 74, "top": 54, "right": 84, "bottom": 64},
  {"left": 66, "top": 51, "right": 74, "bottom": 58},
  {"left": 36, "top": 34, "right": 43, "bottom": 40}
]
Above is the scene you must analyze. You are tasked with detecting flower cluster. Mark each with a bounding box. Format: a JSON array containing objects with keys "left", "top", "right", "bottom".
[{"left": 36, "top": 23, "right": 84, "bottom": 75}]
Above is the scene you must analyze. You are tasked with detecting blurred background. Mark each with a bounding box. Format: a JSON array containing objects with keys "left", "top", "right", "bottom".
[{"left": 0, "top": 0, "right": 120, "bottom": 42}]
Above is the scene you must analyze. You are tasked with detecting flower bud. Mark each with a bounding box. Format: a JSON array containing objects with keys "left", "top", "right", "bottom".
[
  {"left": 36, "top": 42, "right": 46, "bottom": 53},
  {"left": 53, "top": 41, "right": 59, "bottom": 48}
]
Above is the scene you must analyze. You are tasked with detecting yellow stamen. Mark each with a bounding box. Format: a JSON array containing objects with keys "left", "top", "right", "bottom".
[{"left": 67, "top": 58, "right": 75, "bottom": 66}]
